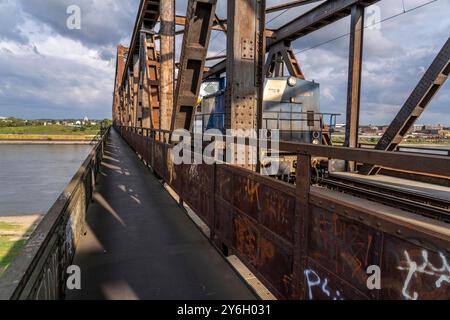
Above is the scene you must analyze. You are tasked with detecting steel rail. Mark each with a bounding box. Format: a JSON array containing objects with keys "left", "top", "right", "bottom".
[{"left": 320, "top": 178, "right": 450, "bottom": 223}]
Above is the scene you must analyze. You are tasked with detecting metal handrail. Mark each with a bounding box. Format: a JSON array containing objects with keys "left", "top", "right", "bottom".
[{"left": 114, "top": 124, "right": 450, "bottom": 178}]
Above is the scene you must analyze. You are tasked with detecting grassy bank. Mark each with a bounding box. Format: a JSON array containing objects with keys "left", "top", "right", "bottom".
[
  {"left": 0, "top": 125, "right": 100, "bottom": 141},
  {"left": 0, "top": 125, "right": 99, "bottom": 136},
  {"left": 0, "top": 216, "right": 42, "bottom": 274}
]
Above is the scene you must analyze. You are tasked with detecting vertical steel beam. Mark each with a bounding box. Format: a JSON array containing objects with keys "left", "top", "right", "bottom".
[
  {"left": 360, "top": 37, "right": 450, "bottom": 175},
  {"left": 140, "top": 32, "right": 161, "bottom": 129},
  {"left": 171, "top": 0, "right": 218, "bottom": 131},
  {"left": 139, "top": 33, "right": 149, "bottom": 129},
  {"left": 133, "top": 54, "right": 141, "bottom": 127},
  {"left": 293, "top": 153, "right": 311, "bottom": 299},
  {"left": 344, "top": 5, "right": 364, "bottom": 170},
  {"left": 127, "top": 71, "right": 133, "bottom": 126},
  {"left": 160, "top": 0, "right": 175, "bottom": 131},
  {"left": 226, "top": 0, "right": 266, "bottom": 169},
  {"left": 113, "top": 46, "right": 128, "bottom": 125}
]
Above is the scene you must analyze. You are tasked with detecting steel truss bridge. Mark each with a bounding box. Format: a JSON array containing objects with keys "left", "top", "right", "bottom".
[{"left": 0, "top": 0, "right": 449, "bottom": 300}]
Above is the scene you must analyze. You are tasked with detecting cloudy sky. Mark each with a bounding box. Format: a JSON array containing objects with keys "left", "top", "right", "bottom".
[{"left": 0, "top": 0, "right": 448, "bottom": 124}]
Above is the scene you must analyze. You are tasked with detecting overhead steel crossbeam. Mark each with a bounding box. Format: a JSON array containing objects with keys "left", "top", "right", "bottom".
[
  {"left": 173, "top": 0, "right": 322, "bottom": 34},
  {"left": 204, "top": 0, "right": 380, "bottom": 79},
  {"left": 359, "top": 37, "right": 450, "bottom": 175},
  {"left": 268, "top": 0, "right": 379, "bottom": 46},
  {"left": 171, "top": 0, "right": 218, "bottom": 131},
  {"left": 266, "top": 0, "right": 323, "bottom": 13}
]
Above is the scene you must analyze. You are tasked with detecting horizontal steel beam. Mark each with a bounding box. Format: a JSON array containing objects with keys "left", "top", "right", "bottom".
[
  {"left": 269, "top": 0, "right": 379, "bottom": 47},
  {"left": 279, "top": 140, "right": 450, "bottom": 178},
  {"left": 266, "top": 0, "right": 323, "bottom": 13}
]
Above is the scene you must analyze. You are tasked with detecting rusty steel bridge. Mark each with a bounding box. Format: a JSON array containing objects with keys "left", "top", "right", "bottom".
[{"left": 0, "top": 0, "right": 449, "bottom": 300}]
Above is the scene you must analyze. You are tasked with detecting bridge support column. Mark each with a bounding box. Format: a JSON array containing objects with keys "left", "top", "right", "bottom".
[
  {"left": 345, "top": 4, "right": 365, "bottom": 171},
  {"left": 160, "top": 0, "right": 175, "bottom": 131},
  {"left": 226, "top": 0, "right": 266, "bottom": 170}
]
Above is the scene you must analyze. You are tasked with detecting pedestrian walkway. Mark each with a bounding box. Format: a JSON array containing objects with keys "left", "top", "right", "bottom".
[{"left": 66, "top": 130, "right": 256, "bottom": 300}]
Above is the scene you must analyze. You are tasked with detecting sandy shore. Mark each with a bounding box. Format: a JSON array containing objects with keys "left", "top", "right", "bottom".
[{"left": 0, "top": 215, "right": 44, "bottom": 272}]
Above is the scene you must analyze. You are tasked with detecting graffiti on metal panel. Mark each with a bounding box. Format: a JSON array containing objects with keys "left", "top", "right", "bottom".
[
  {"left": 304, "top": 269, "right": 345, "bottom": 300},
  {"left": 312, "top": 212, "right": 373, "bottom": 281},
  {"left": 188, "top": 165, "right": 200, "bottom": 184},
  {"left": 397, "top": 250, "right": 450, "bottom": 300},
  {"left": 263, "top": 190, "right": 290, "bottom": 226},
  {"left": 243, "top": 179, "right": 260, "bottom": 210}
]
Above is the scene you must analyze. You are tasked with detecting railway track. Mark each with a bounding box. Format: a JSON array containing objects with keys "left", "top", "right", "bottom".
[{"left": 319, "top": 175, "right": 450, "bottom": 224}]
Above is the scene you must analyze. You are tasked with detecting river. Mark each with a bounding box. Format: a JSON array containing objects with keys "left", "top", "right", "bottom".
[{"left": 0, "top": 144, "right": 93, "bottom": 216}]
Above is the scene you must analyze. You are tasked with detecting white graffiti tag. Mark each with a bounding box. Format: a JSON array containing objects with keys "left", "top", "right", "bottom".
[
  {"left": 304, "top": 269, "right": 344, "bottom": 300},
  {"left": 397, "top": 250, "right": 450, "bottom": 300}
]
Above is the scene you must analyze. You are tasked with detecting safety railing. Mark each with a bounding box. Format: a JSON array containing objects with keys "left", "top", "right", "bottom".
[
  {"left": 0, "top": 127, "right": 110, "bottom": 300},
  {"left": 115, "top": 124, "right": 450, "bottom": 300}
]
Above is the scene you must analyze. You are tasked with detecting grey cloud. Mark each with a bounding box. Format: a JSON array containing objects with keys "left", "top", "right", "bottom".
[
  {"left": 0, "top": 0, "right": 27, "bottom": 43},
  {"left": 18, "top": 0, "right": 140, "bottom": 49},
  {"left": 0, "top": 48, "right": 113, "bottom": 119}
]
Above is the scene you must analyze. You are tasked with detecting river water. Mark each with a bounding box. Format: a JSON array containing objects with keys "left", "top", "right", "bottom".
[{"left": 0, "top": 144, "right": 93, "bottom": 217}]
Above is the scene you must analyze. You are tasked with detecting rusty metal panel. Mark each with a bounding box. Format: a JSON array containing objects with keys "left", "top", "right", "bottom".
[
  {"left": 215, "top": 165, "right": 233, "bottom": 203},
  {"left": 259, "top": 183, "right": 295, "bottom": 243},
  {"left": 214, "top": 197, "right": 235, "bottom": 246},
  {"left": 234, "top": 213, "right": 259, "bottom": 267},
  {"left": 307, "top": 206, "right": 381, "bottom": 297},
  {"left": 181, "top": 164, "right": 214, "bottom": 225},
  {"left": 232, "top": 174, "right": 261, "bottom": 221},
  {"left": 257, "top": 232, "right": 294, "bottom": 298},
  {"left": 213, "top": 164, "right": 297, "bottom": 299},
  {"left": 303, "top": 259, "right": 368, "bottom": 300},
  {"left": 153, "top": 142, "right": 166, "bottom": 177},
  {"left": 381, "top": 235, "right": 450, "bottom": 300},
  {"left": 166, "top": 149, "right": 183, "bottom": 195}
]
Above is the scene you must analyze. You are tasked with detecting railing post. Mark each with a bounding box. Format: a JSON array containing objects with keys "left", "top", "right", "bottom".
[
  {"left": 151, "top": 130, "right": 156, "bottom": 170},
  {"left": 210, "top": 162, "right": 216, "bottom": 241},
  {"left": 293, "top": 153, "right": 311, "bottom": 300}
]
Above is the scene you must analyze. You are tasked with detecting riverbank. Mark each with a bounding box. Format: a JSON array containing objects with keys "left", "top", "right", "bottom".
[
  {"left": 0, "top": 134, "right": 97, "bottom": 144},
  {"left": 0, "top": 215, "right": 43, "bottom": 274}
]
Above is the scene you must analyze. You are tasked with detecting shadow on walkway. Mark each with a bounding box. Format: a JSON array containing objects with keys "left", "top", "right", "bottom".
[{"left": 66, "top": 129, "right": 256, "bottom": 300}]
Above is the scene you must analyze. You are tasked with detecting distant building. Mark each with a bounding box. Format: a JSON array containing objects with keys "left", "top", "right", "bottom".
[
  {"left": 424, "top": 124, "right": 444, "bottom": 131},
  {"left": 413, "top": 124, "right": 424, "bottom": 132}
]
